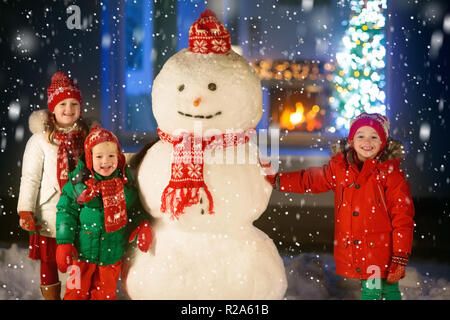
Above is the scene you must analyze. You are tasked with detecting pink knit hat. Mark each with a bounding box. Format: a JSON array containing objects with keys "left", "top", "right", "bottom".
[
  {"left": 349, "top": 112, "right": 390, "bottom": 150},
  {"left": 188, "top": 10, "right": 231, "bottom": 54}
]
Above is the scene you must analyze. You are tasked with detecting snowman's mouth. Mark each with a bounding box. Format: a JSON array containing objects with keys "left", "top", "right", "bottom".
[{"left": 178, "top": 111, "right": 222, "bottom": 119}]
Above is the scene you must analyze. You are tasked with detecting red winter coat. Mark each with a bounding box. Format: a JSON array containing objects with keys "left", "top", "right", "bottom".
[{"left": 278, "top": 138, "right": 415, "bottom": 279}]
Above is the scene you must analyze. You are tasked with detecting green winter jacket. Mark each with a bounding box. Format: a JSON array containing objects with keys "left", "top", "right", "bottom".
[{"left": 56, "top": 157, "right": 148, "bottom": 266}]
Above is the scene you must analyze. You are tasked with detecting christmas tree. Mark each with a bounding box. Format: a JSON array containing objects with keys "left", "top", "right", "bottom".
[{"left": 332, "top": 0, "right": 387, "bottom": 130}]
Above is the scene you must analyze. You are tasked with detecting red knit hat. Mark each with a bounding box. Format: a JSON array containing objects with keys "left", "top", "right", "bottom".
[
  {"left": 84, "top": 127, "right": 126, "bottom": 179},
  {"left": 47, "top": 71, "right": 82, "bottom": 113},
  {"left": 348, "top": 112, "right": 390, "bottom": 149},
  {"left": 189, "top": 10, "right": 231, "bottom": 54}
]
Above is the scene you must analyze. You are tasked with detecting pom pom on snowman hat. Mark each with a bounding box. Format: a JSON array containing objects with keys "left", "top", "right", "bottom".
[{"left": 188, "top": 10, "right": 231, "bottom": 54}]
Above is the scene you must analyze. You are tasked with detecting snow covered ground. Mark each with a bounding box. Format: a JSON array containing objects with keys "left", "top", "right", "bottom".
[
  {"left": 283, "top": 253, "right": 450, "bottom": 300},
  {"left": 1, "top": 243, "right": 449, "bottom": 300}
]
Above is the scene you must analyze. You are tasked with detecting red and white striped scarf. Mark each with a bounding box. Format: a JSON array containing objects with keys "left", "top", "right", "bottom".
[
  {"left": 158, "top": 128, "right": 255, "bottom": 219},
  {"left": 54, "top": 130, "right": 84, "bottom": 191}
]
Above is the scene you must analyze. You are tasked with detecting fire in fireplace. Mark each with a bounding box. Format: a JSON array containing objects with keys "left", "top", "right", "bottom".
[{"left": 252, "top": 59, "right": 334, "bottom": 133}]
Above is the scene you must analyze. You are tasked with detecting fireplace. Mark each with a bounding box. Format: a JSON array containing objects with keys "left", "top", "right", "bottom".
[
  {"left": 252, "top": 59, "right": 337, "bottom": 148},
  {"left": 271, "top": 90, "right": 325, "bottom": 132},
  {"left": 253, "top": 59, "right": 334, "bottom": 131}
]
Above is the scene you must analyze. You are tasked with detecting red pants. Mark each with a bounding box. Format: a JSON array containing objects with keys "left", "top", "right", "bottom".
[
  {"left": 63, "top": 260, "right": 122, "bottom": 300},
  {"left": 28, "top": 234, "right": 59, "bottom": 285}
]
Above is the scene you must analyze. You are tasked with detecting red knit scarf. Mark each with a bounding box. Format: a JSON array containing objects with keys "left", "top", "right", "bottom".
[
  {"left": 158, "top": 128, "right": 255, "bottom": 219},
  {"left": 54, "top": 130, "right": 84, "bottom": 191},
  {"left": 77, "top": 177, "right": 128, "bottom": 233}
]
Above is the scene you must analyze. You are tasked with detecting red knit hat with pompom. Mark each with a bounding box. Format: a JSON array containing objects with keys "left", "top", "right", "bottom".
[
  {"left": 47, "top": 71, "right": 82, "bottom": 113},
  {"left": 188, "top": 10, "right": 231, "bottom": 54}
]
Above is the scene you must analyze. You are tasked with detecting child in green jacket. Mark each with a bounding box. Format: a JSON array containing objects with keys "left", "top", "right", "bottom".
[{"left": 55, "top": 127, "right": 152, "bottom": 300}]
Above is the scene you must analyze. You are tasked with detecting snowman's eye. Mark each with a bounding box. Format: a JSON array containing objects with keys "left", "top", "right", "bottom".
[
  {"left": 208, "top": 83, "right": 217, "bottom": 91},
  {"left": 178, "top": 84, "right": 185, "bottom": 92}
]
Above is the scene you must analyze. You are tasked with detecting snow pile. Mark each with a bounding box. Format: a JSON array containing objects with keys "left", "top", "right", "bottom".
[
  {"left": 0, "top": 243, "right": 41, "bottom": 300},
  {"left": 284, "top": 253, "right": 450, "bottom": 300},
  {"left": 1, "top": 244, "right": 448, "bottom": 300},
  {"left": 284, "top": 254, "right": 361, "bottom": 300},
  {"left": 400, "top": 262, "right": 450, "bottom": 300}
]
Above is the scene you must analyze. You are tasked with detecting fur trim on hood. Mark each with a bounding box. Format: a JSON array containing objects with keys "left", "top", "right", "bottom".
[
  {"left": 331, "top": 137, "right": 406, "bottom": 162},
  {"left": 29, "top": 110, "right": 50, "bottom": 135},
  {"left": 28, "top": 109, "right": 101, "bottom": 135}
]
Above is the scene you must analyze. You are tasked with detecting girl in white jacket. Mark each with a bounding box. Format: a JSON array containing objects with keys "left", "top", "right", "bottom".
[{"left": 17, "top": 71, "right": 90, "bottom": 300}]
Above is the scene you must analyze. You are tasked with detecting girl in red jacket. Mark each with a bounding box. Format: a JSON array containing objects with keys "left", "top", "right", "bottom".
[{"left": 271, "top": 112, "right": 415, "bottom": 300}]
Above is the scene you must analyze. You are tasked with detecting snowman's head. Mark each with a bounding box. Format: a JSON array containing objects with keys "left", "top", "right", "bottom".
[{"left": 152, "top": 11, "right": 262, "bottom": 135}]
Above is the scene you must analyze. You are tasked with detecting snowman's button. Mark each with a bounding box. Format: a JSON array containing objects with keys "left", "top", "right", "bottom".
[{"left": 208, "top": 83, "right": 217, "bottom": 91}]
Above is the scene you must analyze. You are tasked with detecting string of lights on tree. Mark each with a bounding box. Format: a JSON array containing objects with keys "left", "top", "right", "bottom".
[{"left": 331, "top": 0, "right": 387, "bottom": 131}]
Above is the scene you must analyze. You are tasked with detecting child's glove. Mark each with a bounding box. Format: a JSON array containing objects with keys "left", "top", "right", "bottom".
[
  {"left": 265, "top": 173, "right": 279, "bottom": 189},
  {"left": 128, "top": 221, "right": 152, "bottom": 253},
  {"left": 386, "top": 252, "right": 409, "bottom": 283},
  {"left": 259, "top": 157, "right": 278, "bottom": 189},
  {"left": 18, "top": 211, "right": 39, "bottom": 232},
  {"left": 56, "top": 244, "right": 78, "bottom": 273}
]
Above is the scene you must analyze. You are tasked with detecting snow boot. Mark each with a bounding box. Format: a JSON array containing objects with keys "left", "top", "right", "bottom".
[{"left": 40, "top": 281, "right": 61, "bottom": 300}]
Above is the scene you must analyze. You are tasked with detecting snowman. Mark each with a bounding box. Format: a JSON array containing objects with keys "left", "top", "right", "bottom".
[{"left": 122, "top": 10, "right": 287, "bottom": 299}]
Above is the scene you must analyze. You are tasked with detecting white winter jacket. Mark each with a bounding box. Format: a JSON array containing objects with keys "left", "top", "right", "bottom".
[{"left": 17, "top": 110, "right": 85, "bottom": 237}]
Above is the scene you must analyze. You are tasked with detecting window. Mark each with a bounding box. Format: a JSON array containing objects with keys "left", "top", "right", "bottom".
[{"left": 101, "top": 0, "right": 386, "bottom": 155}]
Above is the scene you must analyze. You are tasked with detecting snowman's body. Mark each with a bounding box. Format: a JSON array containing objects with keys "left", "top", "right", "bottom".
[
  {"left": 122, "top": 39, "right": 287, "bottom": 299},
  {"left": 123, "top": 140, "right": 286, "bottom": 299}
]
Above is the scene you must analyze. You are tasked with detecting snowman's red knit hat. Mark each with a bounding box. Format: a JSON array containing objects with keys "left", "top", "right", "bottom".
[
  {"left": 188, "top": 10, "right": 231, "bottom": 54},
  {"left": 47, "top": 71, "right": 82, "bottom": 113},
  {"left": 349, "top": 112, "right": 390, "bottom": 150},
  {"left": 84, "top": 126, "right": 126, "bottom": 179}
]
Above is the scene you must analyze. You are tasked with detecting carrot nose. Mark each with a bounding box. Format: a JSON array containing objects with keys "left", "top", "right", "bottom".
[{"left": 193, "top": 97, "right": 202, "bottom": 107}]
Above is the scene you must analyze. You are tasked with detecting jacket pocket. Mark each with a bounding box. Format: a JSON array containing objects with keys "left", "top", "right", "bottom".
[
  {"left": 100, "top": 229, "right": 126, "bottom": 265},
  {"left": 376, "top": 184, "right": 388, "bottom": 212},
  {"left": 334, "top": 232, "right": 351, "bottom": 265},
  {"left": 336, "top": 180, "right": 354, "bottom": 211},
  {"left": 365, "top": 232, "right": 392, "bottom": 271},
  {"left": 336, "top": 185, "right": 344, "bottom": 210},
  {"left": 78, "top": 226, "right": 100, "bottom": 262},
  {"left": 366, "top": 232, "right": 391, "bottom": 248},
  {"left": 38, "top": 186, "right": 59, "bottom": 205}
]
